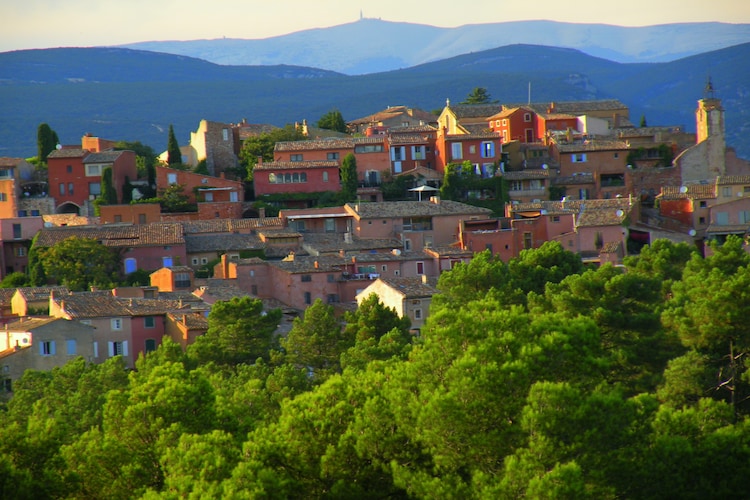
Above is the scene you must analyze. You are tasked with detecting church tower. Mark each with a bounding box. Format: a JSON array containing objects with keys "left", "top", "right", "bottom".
[{"left": 695, "top": 77, "right": 726, "bottom": 177}]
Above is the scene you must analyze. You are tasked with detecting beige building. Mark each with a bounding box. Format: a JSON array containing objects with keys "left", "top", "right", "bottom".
[
  {"left": 356, "top": 275, "right": 439, "bottom": 332},
  {"left": 0, "top": 317, "right": 95, "bottom": 393}
]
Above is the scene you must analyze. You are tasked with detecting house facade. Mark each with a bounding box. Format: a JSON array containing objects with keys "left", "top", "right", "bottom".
[{"left": 355, "top": 275, "right": 439, "bottom": 332}]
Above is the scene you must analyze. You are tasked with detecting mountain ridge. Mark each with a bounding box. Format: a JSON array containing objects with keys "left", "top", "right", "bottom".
[{"left": 119, "top": 18, "right": 750, "bottom": 74}]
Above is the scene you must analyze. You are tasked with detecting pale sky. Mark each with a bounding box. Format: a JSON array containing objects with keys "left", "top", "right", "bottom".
[{"left": 1, "top": 0, "right": 748, "bottom": 53}]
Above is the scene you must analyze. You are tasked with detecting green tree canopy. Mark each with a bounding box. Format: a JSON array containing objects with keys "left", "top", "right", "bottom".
[
  {"left": 166, "top": 124, "right": 182, "bottom": 166},
  {"left": 31, "top": 237, "right": 121, "bottom": 291},
  {"left": 316, "top": 109, "right": 347, "bottom": 133},
  {"left": 189, "top": 297, "right": 282, "bottom": 367},
  {"left": 460, "top": 87, "right": 497, "bottom": 104},
  {"left": 340, "top": 152, "right": 358, "bottom": 202},
  {"left": 36, "top": 123, "right": 59, "bottom": 163},
  {"left": 239, "top": 125, "right": 307, "bottom": 180}
]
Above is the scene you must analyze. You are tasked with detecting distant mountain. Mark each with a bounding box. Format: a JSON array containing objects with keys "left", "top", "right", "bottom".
[
  {"left": 0, "top": 43, "right": 748, "bottom": 160},
  {"left": 119, "top": 18, "right": 750, "bottom": 75}
]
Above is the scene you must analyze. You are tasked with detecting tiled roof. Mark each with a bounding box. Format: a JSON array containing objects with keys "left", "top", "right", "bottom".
[
  {"left": 15, "top": 286, "right": 70, "bottom": 302},
  {"left": 35, "top": 223, "right": 185, "bottom": 248},
  {"left": 616, "top": 125, "right": 685, "bottom": 138},
  {"left": 601, "top": 241, "right": 623, "bottom": 254},
  {"left": 0, "top": 157, "right": 26, "bottom": 167},
  {"left": 506, "top": 99, "right": 628, "bottom": 114},
  {"left": 389, "top": 125, "right": 437, "bottom": 134},
  {"left": 53, "top": 293, "right": 194, "bottom": 319},
  {"left": 168, "top": 311, "right": 209, "bottom": 330},
  {"left": 659, "top": 184, "right": 717, "bottom": 200},
  {"left": 4, "top": 317, "right": 79, "bottom": 332},
  {"left": 512, "top": 198, "right": 634, "bottom": 218},
  {"left": 376, "top": 276, "right": 439, "bottom": 298},
  {"left": 280, "top": 206, "right": 350, "bottom": 218},
  {"left": 424, "top": 245, "right": 473, "bottom": 257},
  {"left": 83, "top": 151, "right": 123, "bottom": 163},
  {"left": 181, "top": 218, "right": 282, "bottom": 234},
  {"left": 255, "top": 161, "right": 338, "bottom": 170},
  {"left": 348, "top": 106, "right": 436, "bottom": 125},
  {"left": 450, "top": 104, "right": 504, "bottom": 119},
  {"left": 388, "top": 134, "right": 433, "bottom": 145},
  {"left": 47, "top": 149, "right": 88, "bottom": 159},
  {"left": 717, "top": 175, "right": 750, "bottom": 185},
  {"left": 575, "top": 207, "right": 629, "bottom": 227},
  {"left": 347, "top": 200, "right": 492, "bottom": 219},
  {"left": 445, "top": 131, "right": 501, "bottom": 140},
  {"left": 555, "top": 139, "right": 630, "bottom": 152},
  {"left": 186, "top": 233, "right": 264, "bottom": 253},
  {"left": 706, "top": 224, "right": 750, "bottom": 234},
  {"left": 193, "top": 280, "right": 252, "bottom": 302},
  {"left": 275, "top": 138, "right": 354, "bottom": 151},
  {"left": 237, "top": 123, "right": 279, "bottom": 139},
  {"left": 502, "top": 169, "right": 550, "bottom": 180},
  {"left": 301, "top": 233, "right": 402, "bottom": 254}
]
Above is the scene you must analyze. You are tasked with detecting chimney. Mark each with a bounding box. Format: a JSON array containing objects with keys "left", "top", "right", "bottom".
[
  {"left": 430, "top": 195, "right": 441, "bottom": 204},
  {"left": 422, "top": 274, "right": 429, "bottom": 284},
  {"left": 259, "top": 207, "right": 265, "bottom": 219},
  {"left": 314, "top": 261, "right": 319, "bottom": 269},
  {"left": 257, "top": 156, "right": 263, "bottom": 166}
]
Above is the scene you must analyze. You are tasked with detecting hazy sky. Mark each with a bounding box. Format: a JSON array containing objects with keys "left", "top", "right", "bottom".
[{"left": 2, "top": 0, "right": 748, "bottom": 52}]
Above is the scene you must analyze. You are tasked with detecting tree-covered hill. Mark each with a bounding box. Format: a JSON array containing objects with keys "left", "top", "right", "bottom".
[
  {"left": 0, "top": 43, "right": 748, "bottom": 159},
  {"left": 4, "top": 238, "right": 750, "bottom": 498}
]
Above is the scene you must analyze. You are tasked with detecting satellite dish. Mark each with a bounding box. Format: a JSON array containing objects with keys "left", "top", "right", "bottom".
[
  {"left": 679, "top": 186, "right": 688, "bottom": 194},
  {"left": 689, "top": 229, "right": 697, "bottom": 236},
  {"left": 542, "top": 163, "right": 548, "bottom": 169},
  {"left": 616, "top": 209, "right": 624, "bottom": 217},
  {"left": 55, "top": 144, "right": 62, "bottom": 150}
]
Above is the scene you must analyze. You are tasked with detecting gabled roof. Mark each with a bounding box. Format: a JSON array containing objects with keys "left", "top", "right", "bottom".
[
  {"left": 185, "top": 233, "right": 264, "bottom": 253},
  {"left": 717, "top": 175, "right": 750, "bottom": 186},
  {"left": 0, "top": 157, "right": 28, "bottom": 167},
  {"left": 83, "top": 151, "right": 125, "bottom": 163},
  {"left": 375, "top": 276, "right": 439, "bottom": 299},
  {"left": 35, "top": 223, "right": 185, "bottom": 248},
  {"left": 346, "top": 200, "right": 492, "bottom": 219},
  {"left": 181, "top": 218, "right": 282, "bottom": 234},
  {"left": 14, "top": 286, "right": 71, "bottom": 302},
  {"left": 301, "top": 233, "right": 402, "bottom": 254},
  {"left": 449, "top": 104, "right": 504, "bottom": 119},
  {"left": 348, "top": 106, "right": 436, "bottom": 126},
  {"left": 53, "top": 293, "right": 193, "bottom": 319},
  {"left": 4, "top": 317, "right": 90, "bottom": 332},
  {"left": 659, "top": 184, "right": 717, "bottom": 200},
  {"left": 554, "top": 139, "right": 630, "bottom": 153},
  {"left": 444, "top": 131, "right": 501, "bottom": 141},
  {"left": 47, "top": 148, "right": 88, "bottom": 159}
]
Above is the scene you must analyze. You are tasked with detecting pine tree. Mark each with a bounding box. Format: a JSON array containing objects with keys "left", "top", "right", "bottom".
[
  {"left": 340, "top": 153, "right": 358, "bottom": 202},
  {"left": 37, "top": 123, "right": 58, "bottom": 163}
]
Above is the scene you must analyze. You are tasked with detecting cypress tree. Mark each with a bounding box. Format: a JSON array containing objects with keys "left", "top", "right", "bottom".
[
  {"left": 37, "top": 123, "right": 58, "bottom": 163},
  {"left": 167, "top": 124, "right": 182, "bottom": 165},
  {"left": 101, "top": 167, "right": 118, "bottom": 205}
]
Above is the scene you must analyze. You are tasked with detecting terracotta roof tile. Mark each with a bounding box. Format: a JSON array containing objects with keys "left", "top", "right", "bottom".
[
  {"left": 83, "top": 151, "right": 124, "bottom": 163},
  {"left": 347, "top": 200, "right": 492, "bottom": 219},
  {"left": 554, "top": 139, "right": 630, "bottom": 152},
  {"left": 255, "top": 161, "right": 338, "bottom": 170},
  {"left": 47, "top": 149, "right": 88, "bottom": 158},
  {"left": 660, "top": 184, "right": 717, "bottom": 200},
  {"left": 186, "top": 233, "right": 264, "bottom": 253},
  {"left": 301, "top": 233, "right": 402, "bottom": 254},
  {"left": 502, "top": 169, "right": 550, "bottom": 180},
  {"left": 35, "top": 223, "right": 185, "bottom": 248},
  {"left": 376, "top": 276, "right": 439, "bottom": 298},
  {"left": 53, "top": 292, "right": 195, "bottom": 319},
  {"left": 450, "top": 104, "right": 504, "bottom": 119},
  {"left": 717, "top": 176, "right": 750, "bottom": 185},
  {"left": 445, "top": 131, "right": 500, "bottom": 140},
  {"left": 180, "top": 218, "right": 282, "bottom": 234}
]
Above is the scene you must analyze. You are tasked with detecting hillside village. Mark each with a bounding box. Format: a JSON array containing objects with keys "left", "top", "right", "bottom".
[{"left": 1, "top": 81, "right": 749, "bottom": 391}]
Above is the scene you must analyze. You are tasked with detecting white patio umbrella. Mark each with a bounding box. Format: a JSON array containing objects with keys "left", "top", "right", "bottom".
[{"left": 409, "top": 185, "right": 439, "bottom": 201}]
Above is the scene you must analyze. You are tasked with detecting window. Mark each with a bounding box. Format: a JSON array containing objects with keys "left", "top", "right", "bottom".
[
  {"left": 192, "top": 257, "right": 199, "bottom": 265},
  {"left": 111, "top": 318, "right": 122, "bottom": 330},
  {"left": 451, "top": 143, "right": 463, "bottom": 160},
  {"left": 327, "top": 152, "right": 339, "bottom": 160},
  {"left": 744, "top": 186, "right": 750, "bottom": 193},
  {"left": 85, "top": 164, "right": 103, "bottom": 176},
  {"left": 740, "top": 211, "right": 750, "bottom": 224},
  {"left": 66, "top": 339, "right": 77, "bottom": 355},
  {"left": 0, "top": 169, "right": 11, "bottom": 179},
  {"left": 301, "top": 274, "right": 312, "bottom": 282},
  {"left": 200, "top": 257, "right": 208, "bottom": 265},
  {"left": 699, "top": 200, "right": 707, "bottom": 208},
  {"left": 572, "top": 153, "right": 587, "bottom": 163},
  {"left": 414, "top": 309, "right": 422, "bottom": 320},
  {"left": 204, "top": 192, "right": 213, "bottom": 202},
  {"left": 68, "top": 183, "right": 74, "bottom": 195},
  {"left": 552, "top": 216, "right": 561, "bottom": 222},
  {"left": 722, "top": 186, "right": 732, "bottom": 197},
  {"left": 416, "top": 262, "right": 424, "bottom": 275},
  {"left": 290, "top": 154, "right": 303, "bottom": 162},
  {"left": 108, "top": 341, "right": 128, "bottom": 357},
  {"left": 326, "top": 294, "right": 340, "bottom": 304},
  {"left": 93, "top": 341, "right": 98, "bottom": 358},
  {"left": 327, "top": 274, "right": 335, "bottom": 283},
  {"left": 40, "top": 340, "right": 56, "bottom": 356},
  {"left": 144, "top": 316, "right": 156, "bottom": 328},
  {"left": 355, "top": 144, "right": 384, "bottom": 153},
  {"left": 31, "top": 210, "right": 39, "bottom": 216},
  {"left": 716, "top": 212, "right": 729, "bottom": 225},
  {"left": 230, "top": 191, "right": 239, "bottom": 202},
  {"left": 162, "top": 256, "right": 173, "bottom": 268},
  {"left": 138, "top": 213, "right": 147, "bottom": 224},
  {"left": 124, "top": 258, "right": 137, "bottom": 274},
  {"left": 699, "top": 216, "right": 706, "bottom": 225},
  {"left": 412, "top": 146, "right": 424, "bottom": 160},
  {"left": 0, "top": 193, "right": 6, "bottom": 202},
  {"left": 59, "top": 183, "right": 65, "bottom": 195},
  {"left": 17, "top": 210, "right": 26, "bottom": 217},
  {"left": 510, "top": 180, "right": 522, "bottom": 191},
  {"left": 167, "top": 173, "right": 177, "bottom": 185},
  {"left": 15, "top": 246, "right": 26, "bottom": 257},
  {"left": 304, "top": 292, "right": 311, "bottom": 305},
  {"left": 222, "top": 128, "right": 229, "bottom": 141},
  {"left": 174, "top": 272, "right": 191, "bottom": 288},
  {"left": 145, "top": 339, "right": 157, "bottom": 352},
  {"left": 614, "top": 153, "right": 619, "bottom": 159},
  {"left": 89, "top": 182, "right": 101, "bottom": 196},
  {"left": 12, "top": 224, "right": 21, "bottom": 239},
  {"left": 481, "top": 142, "right": 495, "bottom": 158},
  {"left": 523, "top": 232, "right": 533, "bottom": 249},
  {"left": 404, "top": 239, "right": 412, "bottom": 251},
  {"left": 325, "top": 218, "right": 335, "bottom": 232},
  {"left": 66, "top": 165, "right": 73, "bottom": 173},
  {"left": 391, "top": 147, "right": 404, "bottom": 161}
]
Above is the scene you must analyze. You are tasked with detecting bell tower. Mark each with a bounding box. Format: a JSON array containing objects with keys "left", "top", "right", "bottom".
[{"left": 696, "top": 77, "right": 725, "bottom": 144}]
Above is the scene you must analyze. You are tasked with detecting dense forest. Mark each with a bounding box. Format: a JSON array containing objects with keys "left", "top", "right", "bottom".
[{"left": 2, "top": 237, "right": 750, "bottom": 499}]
